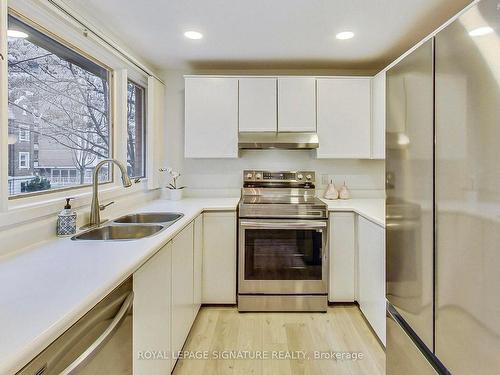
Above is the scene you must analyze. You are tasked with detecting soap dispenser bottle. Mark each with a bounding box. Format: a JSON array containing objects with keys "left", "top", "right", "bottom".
[{"left": 57, "top": 198, "right": 77, "bottom": 237}]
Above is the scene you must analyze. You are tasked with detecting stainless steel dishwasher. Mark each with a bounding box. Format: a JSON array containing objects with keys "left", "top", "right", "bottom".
[{"left": 17, "top": 278, "right": 133, "bottom": 375}]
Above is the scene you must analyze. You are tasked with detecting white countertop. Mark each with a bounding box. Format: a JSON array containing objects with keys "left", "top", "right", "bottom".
[
  {"left": 0, "top": 198, "right": 239, "bottom": 375},
  {"left": 319, "top": 198, "right": 385, "bottom": 227},
  {"left": 0, "top": 196, "right": 385, "bottom": 374}
]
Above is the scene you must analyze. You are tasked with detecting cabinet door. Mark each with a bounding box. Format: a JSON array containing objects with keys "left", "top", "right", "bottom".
[
  {"left": 171, "top": 222, "right": 194, "bottom": 361},
  {"left": 202, "top": 211, "right": 237, "bottom": 303},
  {"left": 133, "top": 242, "right": 172, "bottom": 374},
  {"left": 316, "top": 78, "right": 371, "bottom": 158},
  {"left": 185, "top": 77, "right": 238, "bottom": 158},
  {"left": 239, "top": 78, "right": 277, "bottom": 132},
  {"left": 358, "top": 215, "right": 386, "bottom": 345},
  {"left": 371, "top": 71, "right": 386, "bottom": 159},
  {"left": 329, "top": 212, "right": 356, "bottom": 302},
  {"left": 193, "top": 214, "right": 203, "bottom": 317},
  {"left": 278, "top": 77, "right": 316, "bottom": 132}
]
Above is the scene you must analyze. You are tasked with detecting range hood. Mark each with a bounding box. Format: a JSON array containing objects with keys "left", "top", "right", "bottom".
[{"left": 238, "top": 132, "right": 319, "bottom": 150}]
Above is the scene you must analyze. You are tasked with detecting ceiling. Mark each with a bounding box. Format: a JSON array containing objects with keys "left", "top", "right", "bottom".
[{"left": 64, "top": 0, "right": 472, "bottom": 72}]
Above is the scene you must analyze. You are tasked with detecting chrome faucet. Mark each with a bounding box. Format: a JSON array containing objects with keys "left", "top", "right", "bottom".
[{"left": 85, "top": 159, "right": 132, "bottom": 228}]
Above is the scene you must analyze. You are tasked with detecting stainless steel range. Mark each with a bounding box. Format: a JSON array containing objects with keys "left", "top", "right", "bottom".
[{"left": 238, "top": 170, "right": 328, "bottom": 312}]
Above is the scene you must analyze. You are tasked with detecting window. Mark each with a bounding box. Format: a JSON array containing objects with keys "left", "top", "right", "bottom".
[
  {"left": 7, "top": 15, "right": 111, "bottom": 197},
  {"left": 19, "top": 152, "right": 30, "bottom": 169},
  {"left": 18, "top": 127, "right": 30, "bottom": 142},
  {"left": 127, "top": 80, "right": 146, "bottom": 178}
]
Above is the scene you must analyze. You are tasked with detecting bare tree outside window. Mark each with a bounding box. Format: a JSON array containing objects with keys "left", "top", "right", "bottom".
[
  {"left": 7, "top": 15, "right": 111, "bottom": 196},
  {"left": 127, "top": 80, "right": 146, "bottom": 178}
]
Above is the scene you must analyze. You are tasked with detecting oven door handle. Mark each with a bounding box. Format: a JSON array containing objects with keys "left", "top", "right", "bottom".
[{"left": 239, "top": 220, "right": 327, "bottom": 230}]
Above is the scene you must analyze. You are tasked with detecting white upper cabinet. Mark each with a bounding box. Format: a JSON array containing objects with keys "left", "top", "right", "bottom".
[
  {"left": 239, "top": 78, "right": 277, "bottom": 132},
  {"left": 278, "top": 77, "right": 316, "bottom": 132},
  {"left": 316, "top": 78, "right": 371, "bottom": 158},
  {"left": 185, "top": 77, "right": 238, "bottom": 158},
  {"left": 371, "top": 71, "right": 386, "bottom": 159},
  {"left": 184, "top": 75, "right": 385, "bottom": 158}
]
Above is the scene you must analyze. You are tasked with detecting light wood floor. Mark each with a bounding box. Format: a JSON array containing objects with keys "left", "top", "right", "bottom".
[{"left": 173, "top": 305, "right": 385, "bottom": 375}]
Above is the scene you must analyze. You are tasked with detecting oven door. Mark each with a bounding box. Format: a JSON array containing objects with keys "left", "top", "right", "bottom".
[{"left": 238, "top": 219, "right": 328, "bottom": 294}]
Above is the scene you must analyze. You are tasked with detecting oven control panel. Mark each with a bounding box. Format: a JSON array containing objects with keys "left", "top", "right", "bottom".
[{"left": 244, "top": 170, "right": 315, "bottom": 183}]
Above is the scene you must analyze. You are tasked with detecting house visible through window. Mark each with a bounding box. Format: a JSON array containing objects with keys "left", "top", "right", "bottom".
[
  {"left": 127, "top": 80, "right": 146, "bottom": 178},
  {"left": 7, "top": 15, "right": 111, "bottom": 197}
]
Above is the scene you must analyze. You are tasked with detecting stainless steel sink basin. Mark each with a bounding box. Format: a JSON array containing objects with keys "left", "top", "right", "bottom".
[
  {"left": 113, "top": 212, "right": 184, "bottom": 224},
  {"left": 72, "top": 224, "right": 164, "bottom": 241}
]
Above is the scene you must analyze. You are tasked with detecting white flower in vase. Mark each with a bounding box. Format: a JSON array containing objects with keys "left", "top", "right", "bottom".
[{"left": 159, "top": 167, "right": 185, "bottom": 200}]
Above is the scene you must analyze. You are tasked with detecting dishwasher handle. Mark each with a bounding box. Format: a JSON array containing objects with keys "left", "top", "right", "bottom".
[{"left": 60, "top": 291, "right": 134, "bottom": 375}]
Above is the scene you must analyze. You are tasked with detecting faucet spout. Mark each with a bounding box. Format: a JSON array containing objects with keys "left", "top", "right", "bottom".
[
  {"left": 116, "top": 161, "right": 132, "bottom": 188},
  {"left": 87, "top": 159, "right": 131, "bottom": 228}
]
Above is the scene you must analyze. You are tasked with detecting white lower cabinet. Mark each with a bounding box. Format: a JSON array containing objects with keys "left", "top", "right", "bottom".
[
  {"left": 357, "top": 215, "right": 386, "bottom": 345},
  {"left": 329, "top": 212, "right": 356, "bottom": 302},
  {"left": 133, "top": 241, "right": 172, "bottom": 375},
  {"left": 193, "top": 214, "right": 203, "bottom": 317},
  {"left": 133, "top": 211, "right": 233, "bottom": 374},
  {"left": 171, "top": 222, "right": 194, "bottom": 367},
  {"left": 202, "top": 211, "right": 237, "bottom": 303}
]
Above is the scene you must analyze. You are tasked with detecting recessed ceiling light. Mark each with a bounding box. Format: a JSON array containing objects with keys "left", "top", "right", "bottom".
[
  {"left": 469, "top": 26, "right": 494, "bottom": 37},
  {"left": 7, "top": 29, "right": 28, "bottom": 38},
  {"left": 336, "top": 31, "right": 354, "bottom": 40},
  {"left": 184, "top": 31, "right": 203, "bottom": 40}
]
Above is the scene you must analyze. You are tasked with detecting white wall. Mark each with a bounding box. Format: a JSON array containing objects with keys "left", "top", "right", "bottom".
[{"left": 161, "top": 69, "right": 385, "bottom": 198}]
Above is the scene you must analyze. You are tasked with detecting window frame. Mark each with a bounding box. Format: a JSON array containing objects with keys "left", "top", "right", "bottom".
[
  {"left": 126, "top": 78, "right": 147, "bottom": 179},
  {"left": 6, "top": 10, "right": 115, "bottom": 200}
]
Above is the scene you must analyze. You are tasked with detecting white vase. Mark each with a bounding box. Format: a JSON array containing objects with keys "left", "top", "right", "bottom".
[
  {"left": 324, "top": 181, "right": 339, "bottom": 200},
  {"left": 169, "top": 189, "right": 183, "bottom": 201},
  {"left": 339, "top": 182, "right": 351, "bottom": 200}
]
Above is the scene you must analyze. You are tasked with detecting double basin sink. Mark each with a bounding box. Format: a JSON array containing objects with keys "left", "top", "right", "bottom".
[{"left": 72, "top": 212, "right": 184, "bottom": 241}]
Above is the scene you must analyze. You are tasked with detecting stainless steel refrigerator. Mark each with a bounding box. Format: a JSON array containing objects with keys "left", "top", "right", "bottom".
[{"left": 386, "top": 0, "right": 500, "bottom": 373}]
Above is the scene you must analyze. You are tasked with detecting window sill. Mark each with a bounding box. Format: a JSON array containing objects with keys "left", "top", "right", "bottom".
[{"left": 0, "top": 179, "right": 154, "bottom": 230}]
